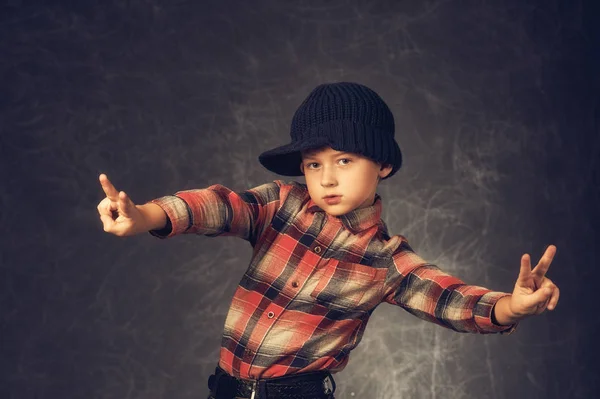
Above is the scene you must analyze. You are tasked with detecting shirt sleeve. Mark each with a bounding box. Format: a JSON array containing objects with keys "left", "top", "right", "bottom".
[
  {"left": 147, "top": 180, "right": 282, "bottom": 246},
  {"left": 382, "top": 239, "right": 517, "bottom": 335}
]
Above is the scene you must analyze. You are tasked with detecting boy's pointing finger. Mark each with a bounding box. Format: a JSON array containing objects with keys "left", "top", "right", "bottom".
[{"left": 99, "top": 174, "right": 119, "bottom": 201}]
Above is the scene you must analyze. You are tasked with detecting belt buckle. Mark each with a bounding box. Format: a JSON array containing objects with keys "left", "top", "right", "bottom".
[
  {"left": 249, "top": 380, "right": 257, "bottom": 399},
  {"left": 323, "top": 374, "right": 335, "bottom": 395}
]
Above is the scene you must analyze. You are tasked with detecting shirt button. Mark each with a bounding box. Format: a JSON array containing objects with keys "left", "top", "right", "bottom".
[
  {"left": 267, "top": 311, "right": 275, "bottom": 319},
  {"left": 292, "top": 281, "right": 299, "bottom": 288},
  {"left": 314, "top": 246, "right": 322, "bottom": 254}
]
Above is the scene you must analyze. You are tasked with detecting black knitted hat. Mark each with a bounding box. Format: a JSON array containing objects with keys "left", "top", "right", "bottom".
[{"left": 258, "top": 82, "right": 402, "bottom": 179}]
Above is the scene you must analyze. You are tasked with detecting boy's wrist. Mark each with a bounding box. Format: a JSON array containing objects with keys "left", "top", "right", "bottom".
[
  {"left": 492, "top": 295, "right": 522, "bottom": 326},
  {"left": 137, "top": 203, "right": 168, "bottom": 232}
]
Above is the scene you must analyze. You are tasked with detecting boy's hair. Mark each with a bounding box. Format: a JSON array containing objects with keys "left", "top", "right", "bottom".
[{"left": 259, "top": 82, "right": 403, "bottom": 180}]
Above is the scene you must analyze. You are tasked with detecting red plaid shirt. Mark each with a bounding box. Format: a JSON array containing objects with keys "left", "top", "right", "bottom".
[{"left": 149, "top": 180, "right": 514, "bottom": 379}]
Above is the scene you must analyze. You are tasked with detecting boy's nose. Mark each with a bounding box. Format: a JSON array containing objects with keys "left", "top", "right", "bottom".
[{"left": 320, "top": 168, "right": 337, "bottom": 187}]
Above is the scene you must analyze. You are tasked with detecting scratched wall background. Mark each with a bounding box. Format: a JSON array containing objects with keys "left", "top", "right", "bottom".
[{"left": 1, "top": 1, "right": 598, "bottom": 398}]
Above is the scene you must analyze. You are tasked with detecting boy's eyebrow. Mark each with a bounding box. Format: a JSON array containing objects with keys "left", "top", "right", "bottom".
[{"left": 302, "top": 151, "right": 354, "bottom": 160}]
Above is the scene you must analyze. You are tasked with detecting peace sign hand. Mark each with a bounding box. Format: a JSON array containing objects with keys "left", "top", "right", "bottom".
[
  {"left": 509, "top": 245, "right": 560, "bottom": 318},
  {"left": 97, "top": 174, "right": 148, "bottom": 236}
]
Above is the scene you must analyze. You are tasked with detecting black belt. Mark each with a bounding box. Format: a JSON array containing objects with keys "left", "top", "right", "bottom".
[{"left": 208, "top": 366, "right": 336, "bottom": 399}]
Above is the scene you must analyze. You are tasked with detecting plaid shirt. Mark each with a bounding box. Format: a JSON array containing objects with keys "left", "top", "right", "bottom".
[{"left": 149, "top": 180, "right": 514, "bottom": 380}]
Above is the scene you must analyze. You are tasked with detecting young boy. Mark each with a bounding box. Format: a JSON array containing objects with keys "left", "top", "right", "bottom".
[{"left": 97, "top": 82, "right": 560, "bottom": 399}]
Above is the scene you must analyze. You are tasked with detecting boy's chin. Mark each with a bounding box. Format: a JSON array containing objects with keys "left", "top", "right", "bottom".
[{"left": 323, "top": 206, "right": 355, "bottom": 217}]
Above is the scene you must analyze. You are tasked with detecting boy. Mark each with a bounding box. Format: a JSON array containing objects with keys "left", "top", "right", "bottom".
[{"left": 97, "top": 82, "right": 560, "bottom": 399}]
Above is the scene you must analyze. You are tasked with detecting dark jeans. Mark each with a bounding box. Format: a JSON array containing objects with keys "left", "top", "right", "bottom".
[
  {"left": 207, "top": 366, "right": 336, "bottom": 399},
  {"left": 206, "top": 394, "right": 335, "bottom": 399}
]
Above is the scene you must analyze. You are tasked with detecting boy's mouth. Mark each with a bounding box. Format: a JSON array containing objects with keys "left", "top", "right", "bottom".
[{"left": 323, "top": 195, "right": 342, "bottom": 205}]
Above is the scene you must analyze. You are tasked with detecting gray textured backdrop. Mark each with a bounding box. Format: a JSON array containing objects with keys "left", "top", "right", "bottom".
[{"left": 1, "top": 1, "right": 598, "bottom": 398}]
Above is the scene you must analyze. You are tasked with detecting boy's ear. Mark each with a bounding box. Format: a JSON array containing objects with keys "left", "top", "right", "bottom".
[
  {"left": 299, "top": 162, "right": 305, "bottom": 174},
  {"left": 378, "top": 163, "right": 393, "bottom": 179}
]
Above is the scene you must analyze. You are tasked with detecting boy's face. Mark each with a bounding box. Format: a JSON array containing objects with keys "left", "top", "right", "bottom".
[{"left": 300, "top": 146, "right": 393, "bottom": 216}]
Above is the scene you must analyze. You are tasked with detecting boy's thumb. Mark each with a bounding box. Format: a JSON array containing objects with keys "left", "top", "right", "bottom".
[
  {"left": 529, "top": 287, "right": 552, "bottom": 306},
  {"left": 118, "top": 191, "right": 132, "bottom": 216}
]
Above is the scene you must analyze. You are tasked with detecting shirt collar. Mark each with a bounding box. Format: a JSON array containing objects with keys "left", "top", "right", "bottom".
[{"left": 307, "top": 194, "right": 383, "bottom": 233}]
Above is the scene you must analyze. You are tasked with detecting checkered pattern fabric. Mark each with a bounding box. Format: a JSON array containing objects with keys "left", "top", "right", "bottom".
[{"left": 149, "top": 181, "right": 514, "bottom": 380}]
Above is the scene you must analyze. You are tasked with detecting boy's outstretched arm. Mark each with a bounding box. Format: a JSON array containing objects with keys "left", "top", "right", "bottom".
[
  {"left": 492, "top": 245, "right": 560, "bottom": 325},
  {"left": 147, "top": 181, "right": 284, "bottom": 244}
]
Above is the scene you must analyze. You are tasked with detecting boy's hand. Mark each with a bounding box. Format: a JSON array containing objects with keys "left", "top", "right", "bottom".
[
  {"left": 97, "top": 174, "right": 149, "bottom": 236},
  {"left": 507, "top": 245, "right": 560, "bottom": 319}
]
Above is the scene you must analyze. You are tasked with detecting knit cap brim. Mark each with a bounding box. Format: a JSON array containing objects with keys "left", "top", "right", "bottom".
[{"left": 259, "top": 120, "right": 402, "bottom": 178}]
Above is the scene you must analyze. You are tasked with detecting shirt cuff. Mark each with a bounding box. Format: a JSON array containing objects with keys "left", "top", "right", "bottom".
[
  {"left": 473, "top": 292, "right": 518, "bottom": 335},
  {"left": 147, "top": 195, "right": 192, "bottom": 238}
]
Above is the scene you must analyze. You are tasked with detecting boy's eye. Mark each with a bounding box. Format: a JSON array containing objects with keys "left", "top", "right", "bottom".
[
  {"left": 307, "top": 162, "right": 320, "bottom": 169},
  {"left": 338, "top": 158, "right": 351, "bottom": 165}
]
